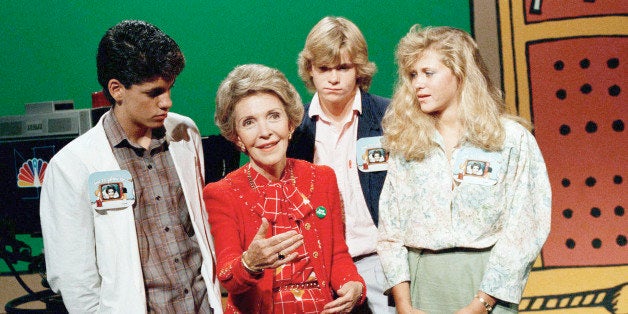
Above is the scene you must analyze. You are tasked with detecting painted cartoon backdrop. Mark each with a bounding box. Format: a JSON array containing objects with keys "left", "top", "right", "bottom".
[{"left": 493, "top": 1, "right": 627, "bottom": 313}]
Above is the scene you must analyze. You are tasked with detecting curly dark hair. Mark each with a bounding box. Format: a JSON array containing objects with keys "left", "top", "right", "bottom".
[{"left": 96, "top": 20, "right": 185, "bottom": 104}]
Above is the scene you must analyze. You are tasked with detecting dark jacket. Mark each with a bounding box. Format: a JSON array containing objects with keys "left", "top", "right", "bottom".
[{"left": 287, "top": 91, "right": 390, "bottom": 226}]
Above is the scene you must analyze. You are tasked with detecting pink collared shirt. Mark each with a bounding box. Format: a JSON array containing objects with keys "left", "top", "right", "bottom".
[{"left": 309, "top": 90, "right": 379, "bottom": 257}]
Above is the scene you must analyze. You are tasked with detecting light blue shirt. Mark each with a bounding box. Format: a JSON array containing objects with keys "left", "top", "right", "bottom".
[{"left": 377, "top": 118, "right": 551, "bottom": 303}]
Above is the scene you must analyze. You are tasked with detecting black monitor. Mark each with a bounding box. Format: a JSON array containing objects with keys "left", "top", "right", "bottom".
[
  {"left": 202, "top": 134, "right": 240, "bottom": 184},
  {"left": 0, "top": 132, "right": 239, "bottom": 236},
  {"left": 0, "top": 137, "right": 75, "bottom": 236}
]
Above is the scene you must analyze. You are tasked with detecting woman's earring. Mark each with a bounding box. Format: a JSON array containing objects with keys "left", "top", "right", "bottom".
[{"left": 236, "top": 138, "right": 246, "bottom": 153}]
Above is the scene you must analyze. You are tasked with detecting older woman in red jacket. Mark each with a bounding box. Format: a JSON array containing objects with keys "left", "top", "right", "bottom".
[{"left": 204, "top": 64, "right": 365, "bottom": 313}]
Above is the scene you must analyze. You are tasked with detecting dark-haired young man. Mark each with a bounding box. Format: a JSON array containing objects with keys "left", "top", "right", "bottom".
[{"left": 40, "top": 20, "right": 222, "bottom": 313}]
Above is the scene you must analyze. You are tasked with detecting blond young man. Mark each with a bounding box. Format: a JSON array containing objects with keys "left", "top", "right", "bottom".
[{"left": 287, "top": 16, "right": 394, "bottom": 313}]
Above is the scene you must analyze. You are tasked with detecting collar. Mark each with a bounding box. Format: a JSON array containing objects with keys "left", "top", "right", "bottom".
[
  {"left": 246, "top": 161, "right": 314, "bottom": 220},
  {"left": 432, "top": 129, "right": 469, "bottom": 151},
  {"left": 103, "top": 109, "right": 167, "bottom": 153},
  {"left": 308, "top": 89, "right": 363, "bottom": 122}
]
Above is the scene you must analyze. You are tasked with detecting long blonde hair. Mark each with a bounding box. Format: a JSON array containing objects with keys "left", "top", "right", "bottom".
[{"left": 382, "top": 25, "right": 508, "bottom": 161}]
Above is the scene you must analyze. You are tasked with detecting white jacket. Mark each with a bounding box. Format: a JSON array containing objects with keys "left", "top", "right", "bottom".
[{"left": 40, "top": 112, "right": 223, "bottom": 313}]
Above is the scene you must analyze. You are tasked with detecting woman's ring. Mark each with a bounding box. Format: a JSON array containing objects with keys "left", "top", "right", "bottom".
[{"left": 278, "top": 252, "right": 285, "bottom": 260}]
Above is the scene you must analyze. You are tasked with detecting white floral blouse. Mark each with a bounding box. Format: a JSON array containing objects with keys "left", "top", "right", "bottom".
[{"left": 377, "top": 118, "right": 551, "bottom": 304}]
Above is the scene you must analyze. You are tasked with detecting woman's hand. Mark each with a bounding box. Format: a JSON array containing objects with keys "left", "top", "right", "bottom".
[
  {"left": 392, "top": 282, "right": 427, "bottom": 314},
  {"left": 321, "top": 281, "right": 363, "bottom": 313},
  {"left": 455, "top": 292, "right": 496, "bottom": 314},
  {"left": 396, "top": 305, "right": 427, "bottom": 314},
  {"left": 454, "top": 303, "right": 488, "bottom": 314},
  {"left": 242, "top": 218, "right": 304, "bottom": 271}
]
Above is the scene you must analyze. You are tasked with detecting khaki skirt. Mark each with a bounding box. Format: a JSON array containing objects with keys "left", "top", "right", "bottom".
[{"left": 408, "top": 247, "right": 519, "bottom": 314}]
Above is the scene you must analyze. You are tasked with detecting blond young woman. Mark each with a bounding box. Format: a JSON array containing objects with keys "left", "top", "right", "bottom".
[{"left": 377, "top": 26, "right": 551, "bottom": 314}]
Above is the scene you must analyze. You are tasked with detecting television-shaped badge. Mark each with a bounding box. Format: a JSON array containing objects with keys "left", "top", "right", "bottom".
[
  {"left": 356, "top": 136, "right": 388, "bottom": 172},
  {"left": 464, "top": 160, "right": 489, "bottom": 177},
  {"left": 452, "top": 147, "right": 501, "bottom": 185},
  {"left": 88, "top": 170, "right": 135, "bottom": 210}
]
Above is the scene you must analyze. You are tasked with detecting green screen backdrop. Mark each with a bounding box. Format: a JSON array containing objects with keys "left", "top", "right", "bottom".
[
  {"left": 0, "top": 0, "right": 470, "bottom": 136},
  {"left": 0, "top": 1, "right": 470, "bottom": 273}
]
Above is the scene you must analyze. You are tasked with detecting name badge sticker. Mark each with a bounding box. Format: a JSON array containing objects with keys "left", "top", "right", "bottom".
[
  {"left": 88, "top": 170, "right": 135, "bottom": 210},
  {"left": 356, "top": 136, "right": 389, "bottom": 172},
  {"left": 452, "top": 147, "right": 502, "bottom": 186}
]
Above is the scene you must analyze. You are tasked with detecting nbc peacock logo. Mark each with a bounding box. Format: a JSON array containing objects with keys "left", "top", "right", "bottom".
[{"left": 17, "top": 158, "right": 47, "bottom": 188}]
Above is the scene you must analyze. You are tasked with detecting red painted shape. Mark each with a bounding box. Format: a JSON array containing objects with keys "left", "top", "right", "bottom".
[{"left": 529, "top": 36, "right": 627, "bottom": 266}]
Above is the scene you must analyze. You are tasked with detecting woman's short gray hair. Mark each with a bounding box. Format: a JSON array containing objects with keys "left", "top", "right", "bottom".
[{"left": 215, "top": 64, "right": 304, "bottom": 143}]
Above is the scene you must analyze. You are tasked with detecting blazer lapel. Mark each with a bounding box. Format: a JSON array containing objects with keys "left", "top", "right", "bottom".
[{"left": 357, "top": 91, "right": 381, "bottom": 137}]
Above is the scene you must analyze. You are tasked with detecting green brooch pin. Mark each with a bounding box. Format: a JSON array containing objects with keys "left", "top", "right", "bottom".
[{"left": 315, "top": 206, "right": 327, "bottom": 218}]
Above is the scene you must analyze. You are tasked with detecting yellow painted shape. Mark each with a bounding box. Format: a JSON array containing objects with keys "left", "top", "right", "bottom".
[{"left": 498, "top": 0, "right": 627, "bottom": 122}]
